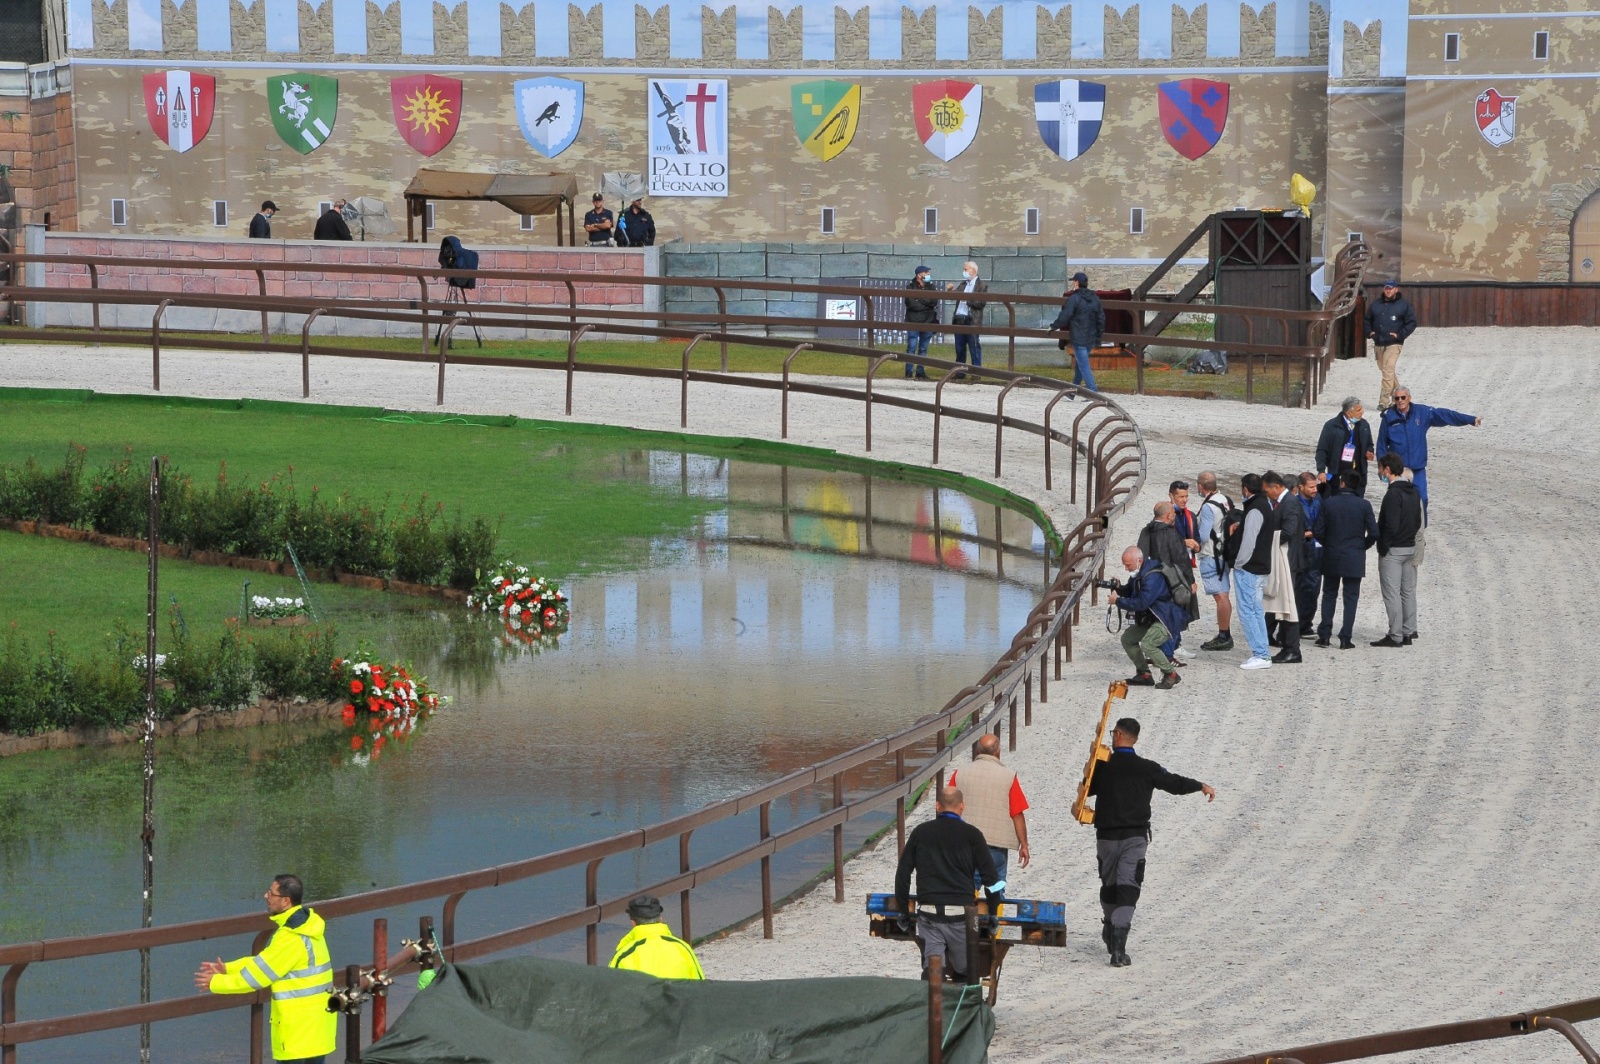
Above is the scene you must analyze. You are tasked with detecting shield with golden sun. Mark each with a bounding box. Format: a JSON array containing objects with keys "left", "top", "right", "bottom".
[{"left": 391, "top": 74, "right": 462, "bottom": 156}]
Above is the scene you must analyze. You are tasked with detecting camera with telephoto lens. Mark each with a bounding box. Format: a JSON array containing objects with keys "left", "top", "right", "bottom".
[{"left": 1093, "top": 578, "right": 1123, "bottom": 593}]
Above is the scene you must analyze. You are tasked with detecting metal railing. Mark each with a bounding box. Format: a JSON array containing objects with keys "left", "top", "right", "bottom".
[
  {"left": 2, "top": 239, "right": 1368, "bottom": 407},
  {"left": 0, "top": 286, "right": 1147, "bottom": 1062},
  {"left": 1206, "top": 993, "right": 1600, "bottom": 1063}
]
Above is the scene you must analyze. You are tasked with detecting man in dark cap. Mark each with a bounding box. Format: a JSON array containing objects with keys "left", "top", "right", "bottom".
[
  {"left": 1048, "top": 270, "right": 1105, "bottom": 391},
  {"left": 1086, "top": 717, "right": 1215, "bottom": 967},
  {"left": 608, "top": 895, "right": 704, "bottom": 979},
  {"left": 249, "top": 200, "right": 277, "bottom": 239},
  {"left": 1364, "top": 279, "right": 1416, "bottom": 411},
  {"left": 903, "top": 264, "right": 938, "bottom": 379},
  {"left": 616, "top": 197, "right": 656, "bottom": 247},
  {"left": 583, "top": 193, "right": 615, "bottom": 246}
]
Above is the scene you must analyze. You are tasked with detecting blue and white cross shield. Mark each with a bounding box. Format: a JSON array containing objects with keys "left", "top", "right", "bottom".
[
  {"left": 515, "top": 76, "right": 584, "bottom": 158},
  {"left": 1034, "top": 79, "right": 1106, "bottom": 162}
]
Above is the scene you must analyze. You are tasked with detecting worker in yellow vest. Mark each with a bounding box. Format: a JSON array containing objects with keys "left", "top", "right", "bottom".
[
  {"left": 608, "top": 895, "right": 705, "bottom": 980},
  {"left": 194, "top": 874, "right": 338, "bottom": 1063}
]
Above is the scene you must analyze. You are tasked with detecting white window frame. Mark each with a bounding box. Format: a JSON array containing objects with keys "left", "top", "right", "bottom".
[
  {"left": 111, "top": 198, "right": 128, "bottom": 226},
  {"left": 1129, "top": 207, "right": 1145, "bottom": 235},
  {"left": 1024, "top": 207, "right": 1040, "bottom": 236},
  {"left": 1444, "top": 32, "right": 1460, "bottom": 61},
  {"left": 423, "top": 202, "right": 435, "bottom": 230},
  {"left": 520, "top": 213, "right": 535, "bottom": 231},
  {"left": 1534, "top": 30, "right": 1549, "bottom": 59},
  {"left": 213, "top": 201, "right": 228, "bottom": 228},
  {"left": 1348, "top": 230, "right": 1364, "bottom": 244},
  {"left": 820, "top": 207, "right": 835, "bottom": 235},
  {"left": 923, "top": 207, "right": 939, "bottom": 236},
  {"left": 318, "top": 200, "right": 333, "bottom": 216}
]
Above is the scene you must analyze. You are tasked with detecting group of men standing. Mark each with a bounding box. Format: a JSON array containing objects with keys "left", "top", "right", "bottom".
[{"left": 1110, "top": 380, "right": 1480, "bottom": 680}]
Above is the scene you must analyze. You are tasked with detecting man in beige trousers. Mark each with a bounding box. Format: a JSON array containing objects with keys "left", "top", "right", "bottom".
[{"left": 1364, "top": 280, "right": 1417, "bottom": 411}]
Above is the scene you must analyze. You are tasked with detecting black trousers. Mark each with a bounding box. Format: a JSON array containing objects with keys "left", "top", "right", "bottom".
[
  {"left": 1318, "top": 574, "right": 1362, "bottom": 643},
  {"left": 1294, "top": 568, "right": 1321, "bottom": 632}
]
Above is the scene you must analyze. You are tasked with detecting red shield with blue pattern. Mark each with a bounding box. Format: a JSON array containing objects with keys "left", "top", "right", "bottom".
[{"left": 1157, "top": 78, "right": 1229, "bottom": 160}]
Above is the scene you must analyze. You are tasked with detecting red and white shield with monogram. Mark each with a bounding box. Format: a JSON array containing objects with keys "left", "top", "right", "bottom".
[
  {"left": 1475, "top": 87, "right": 1516, "bottom": 147},
  {"left": 143, "top": 71, "right": 216, "bottom": 153}
]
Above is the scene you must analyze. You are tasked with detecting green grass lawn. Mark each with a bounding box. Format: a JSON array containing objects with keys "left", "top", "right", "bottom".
[
  {"left": 0, "top": 531, "right": 419, "bottom": 660},
  {"left": 0, "top": 392, "right": 735, "bottom": 657}
]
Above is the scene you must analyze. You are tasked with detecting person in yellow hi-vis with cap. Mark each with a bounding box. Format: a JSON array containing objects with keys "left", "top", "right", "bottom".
[
  {"left": 608, "top": 895, "right": 705, "bottom": 980},
  {"left": 194, "top": 874, "right": 337, "bottom": 1063}
]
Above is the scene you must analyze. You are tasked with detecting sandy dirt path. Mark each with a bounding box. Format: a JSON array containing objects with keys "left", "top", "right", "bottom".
[{"left": 1, "top": 328, "right": 1594, "bottom": 1062}]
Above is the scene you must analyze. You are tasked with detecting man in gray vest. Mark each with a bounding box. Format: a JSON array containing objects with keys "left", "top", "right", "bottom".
[{"left": 946, "top": 734, "right": 1030, "bottom": 885}]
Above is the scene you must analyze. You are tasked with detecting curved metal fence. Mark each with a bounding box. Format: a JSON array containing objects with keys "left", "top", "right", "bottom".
[{"left": 0, "top": 253, "right": 1151, "bottom": 1064}]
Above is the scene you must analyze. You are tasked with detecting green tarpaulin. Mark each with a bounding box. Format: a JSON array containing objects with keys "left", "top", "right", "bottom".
[{"left": 364, "top": 956, "right": 994, "bottom": 1064}]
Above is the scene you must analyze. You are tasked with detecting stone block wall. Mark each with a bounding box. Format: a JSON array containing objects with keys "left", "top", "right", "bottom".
[
  {"left": 34, "top": 232, "right": 657, "bottom": 337},
  {"left": 0, "top": 65, "right": 75, "bottom": 232}
]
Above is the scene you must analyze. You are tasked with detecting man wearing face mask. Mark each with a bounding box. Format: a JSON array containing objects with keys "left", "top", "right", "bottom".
[
  {"left": 1372, "top": 453, "right": 1423, "bottom": 647},
  {"left": 946, "top": 261, "right": 988, "bottom": 379}
]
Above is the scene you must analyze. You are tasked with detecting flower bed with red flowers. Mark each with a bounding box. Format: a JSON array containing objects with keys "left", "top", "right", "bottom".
[
  {"left": 466, "top": 561, "right": 571, "bottom": 650},
  {"left": 335, "top": 656, "right": 447, "bottom": 763}
]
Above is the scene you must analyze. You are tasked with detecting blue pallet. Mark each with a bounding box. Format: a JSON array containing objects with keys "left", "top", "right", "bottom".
[{"left": 865, "top": 892, "right": 1066, "bottom": 928}]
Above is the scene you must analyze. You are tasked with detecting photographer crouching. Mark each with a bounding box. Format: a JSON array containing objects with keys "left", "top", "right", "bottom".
[{"left": 1103, "top": 547, "right": 1185, "bottom": 690}]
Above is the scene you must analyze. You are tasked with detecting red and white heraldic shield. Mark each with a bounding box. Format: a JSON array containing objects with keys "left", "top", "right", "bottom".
[{"left": 144, "top": 71, "right": 216, "bottom": 153}]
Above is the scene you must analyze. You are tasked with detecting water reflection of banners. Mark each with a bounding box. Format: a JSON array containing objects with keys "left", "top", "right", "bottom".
[
  {"left": 910, "top": 489, "right": 979, "bottom": 568},
  {"left": 792, "top": 479, "right": 861, "bottom": 554},
  {"left": 648, "top": 79, "right": 729, "bottom": 197}
]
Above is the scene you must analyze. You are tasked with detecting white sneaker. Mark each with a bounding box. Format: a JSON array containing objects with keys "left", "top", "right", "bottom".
[
  {"left": 1173, "top": 646, "right": 1193, "bottom": 662},
  {"left": 1239, "top": 656, "right": 1273, "bottom": 670}
]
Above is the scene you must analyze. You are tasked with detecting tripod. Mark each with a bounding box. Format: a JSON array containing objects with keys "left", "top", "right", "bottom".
[{"left": 434, "top": 283, "right": 484, "bottom": 349}]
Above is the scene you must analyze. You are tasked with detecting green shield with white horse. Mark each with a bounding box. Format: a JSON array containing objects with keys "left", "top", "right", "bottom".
[{"left": 268, "top": 73, "right": 339, "bottom": 155}]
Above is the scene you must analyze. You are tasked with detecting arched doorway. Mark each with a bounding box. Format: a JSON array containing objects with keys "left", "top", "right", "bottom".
[{"left": 1572, "top": 188, "right": 1600, "bottom": 281}]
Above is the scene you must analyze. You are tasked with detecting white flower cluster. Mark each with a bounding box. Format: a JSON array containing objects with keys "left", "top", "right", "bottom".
[
  {"left": 131, "top": 653, "right": 168, "bottom": 673},
  {"left": 249, "top": 595, "right": 308, "bottom": 619}
]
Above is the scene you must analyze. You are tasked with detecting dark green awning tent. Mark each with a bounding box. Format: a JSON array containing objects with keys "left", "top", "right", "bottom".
[{"left": 364, "top": 956, "right": 994, "bottom": 1064}]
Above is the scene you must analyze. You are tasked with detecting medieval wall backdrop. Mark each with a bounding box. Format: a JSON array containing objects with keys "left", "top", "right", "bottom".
[{"left": 39, "top": 0, "right": 1600, "bottom": 283}]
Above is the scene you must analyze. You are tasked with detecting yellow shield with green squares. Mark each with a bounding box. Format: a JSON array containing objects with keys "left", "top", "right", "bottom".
[{"left": 791, "top": 80, "right": 861, "bottom": 162}]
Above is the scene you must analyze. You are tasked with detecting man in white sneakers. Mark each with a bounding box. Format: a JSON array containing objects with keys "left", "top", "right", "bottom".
[
  {"left": 1230, "top": 473, "right": 1275, "bottom": 670},
  {"left": 1194, "top": 471, "right": 1234, "bottom": 652}
]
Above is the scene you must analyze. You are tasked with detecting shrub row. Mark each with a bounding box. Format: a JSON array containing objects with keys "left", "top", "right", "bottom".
[
  {"left": 0, "top": 447, "right": 499, "bottom": 590},
  {"left": 0, "top": 621, "right": 348, "bottom": 737}
]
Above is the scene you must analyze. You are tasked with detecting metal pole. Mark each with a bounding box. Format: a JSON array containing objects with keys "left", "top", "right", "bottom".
[{"left": 139, "top": 455, "right": 160, "bottom": 1064}]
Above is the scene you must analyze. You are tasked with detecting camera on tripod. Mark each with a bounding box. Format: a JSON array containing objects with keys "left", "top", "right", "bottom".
[{"left": 437, "top": 235, "right": 478, "bottom": 289}]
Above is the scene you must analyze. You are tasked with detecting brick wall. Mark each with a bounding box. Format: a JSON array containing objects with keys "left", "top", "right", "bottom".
[
  {"left": 0, "top": 66, "right": 75, "bottom": 232},
  {"left": 33, "top": 232, "right": 658, "bottom": 337}
]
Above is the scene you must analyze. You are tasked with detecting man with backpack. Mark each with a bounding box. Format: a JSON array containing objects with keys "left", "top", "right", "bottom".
[
  {"left": 1135, "top": 502, "right": 1197, "bottom": 661},
  {"left": 1194, "top": 471, "right": 1236, "bottom": 652},
  {"left": 1108, "top": 546, "right": 1186, "bottom": 690}
]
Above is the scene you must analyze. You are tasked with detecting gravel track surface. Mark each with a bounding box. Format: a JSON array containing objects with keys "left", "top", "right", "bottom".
[{"left": 2, "top": 328, "right": 1594, "bottom": 1062}]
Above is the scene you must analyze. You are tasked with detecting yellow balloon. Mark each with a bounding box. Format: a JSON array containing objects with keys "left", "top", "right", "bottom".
[{"left": 1290, "top": 173, "right": 1317, "bottom": 219}]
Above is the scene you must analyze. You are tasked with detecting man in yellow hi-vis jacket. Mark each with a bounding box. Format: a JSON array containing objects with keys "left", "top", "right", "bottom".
[
  {"left": 608, "top": 895, "right": 704, "bottom": 980},
  {"left": 194, "top": 874, "right": 338, "bottom": 1063}
]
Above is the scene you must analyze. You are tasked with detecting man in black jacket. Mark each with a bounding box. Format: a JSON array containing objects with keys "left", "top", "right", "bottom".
[
  {"left": 1049, "top": 271, "right": 1105, "bottom": 391},
  {"left": 1231, "top": 473, "right": 1276, "bottom": 669},
  {"left": 1312, "top": 471, "right": 1378, "bottom": 648},
  {"left": 903, "top": 265, "right": 938, "bottom": 379},
  {"left": 1087, "top": 717, "right": 1215, "bottom": 967},
  {"left": 1135, "top": 501, "right": 1198, "bottom": 658},
  {"left": 894, "top": 786, "right": 1004, "bottom": 981},
  {"left": 313, "top": 200, "right": 352, "bottom": 240},
  {"left": 616, "top": 198, "right": 656, "bottom": 247},
  {"left": 248, "top": 200, "right": 277, "bottom": 239},
  {"left": 1364, "top": 280, "right": 1417, "bottom": 411},
  {"left": 1372, "top": 454, "right": 1423, "bottom": 647},
  {"left": 1315, "top": 397, "right": 1376, "bottom": 495}
]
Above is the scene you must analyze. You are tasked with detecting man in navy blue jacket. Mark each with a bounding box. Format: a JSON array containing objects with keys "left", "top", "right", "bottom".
[
  {"left": 1377, "top": 387, "right": 1482, "bottom": 514},
  {"left": 1365, "top": 280, "right": 1416, "bottom": 410},
  {"left": 1312, "top": 472, "right": 1378, "bottom": 648},
  {"left": 1108, "top": 546, "right": 1186, "bottom": 690}
]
